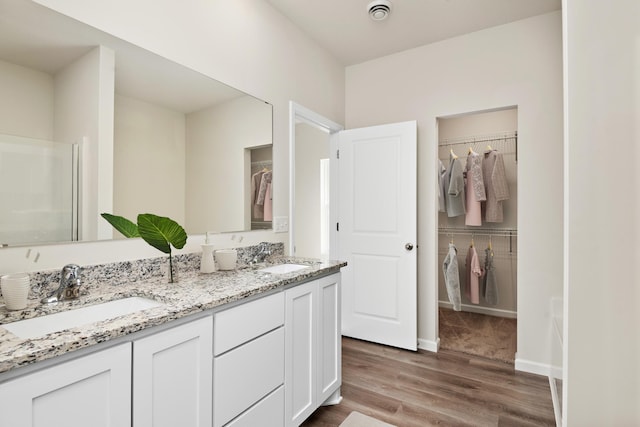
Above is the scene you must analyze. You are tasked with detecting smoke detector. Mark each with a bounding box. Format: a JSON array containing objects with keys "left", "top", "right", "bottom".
[{"left": 367, "top": 0, "right": 392, "bottom": 21}]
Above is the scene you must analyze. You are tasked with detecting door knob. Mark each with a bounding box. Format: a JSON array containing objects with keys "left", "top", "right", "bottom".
[{"left": 405, "top": 243, "right": 414, "bottom": 251}]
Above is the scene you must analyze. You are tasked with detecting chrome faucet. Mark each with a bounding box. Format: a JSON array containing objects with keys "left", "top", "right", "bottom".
[
  {"left": 41, "top": 264, "right": 81, "bottom": 304},
  {"left": 251, "top": 243, "right": 272, "bottom": 265}
]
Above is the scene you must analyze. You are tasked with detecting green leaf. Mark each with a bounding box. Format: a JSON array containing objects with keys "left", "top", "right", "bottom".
[
  {"left": 137, "top": 213, "right": 187, "bottom": 255},
  {"left": 101, "top": 213, "right": 140, "bottom": 238}
]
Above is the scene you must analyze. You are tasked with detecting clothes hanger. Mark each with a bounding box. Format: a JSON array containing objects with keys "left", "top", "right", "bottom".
[
  {"left": 488, "top": 235, "right": 493, "bottom": 251},
  {"left": 468, "top": 147, "right": 476, "bottom": 155},
  {"left": 470, "top": 235, "right": 475, "bottom": 248},
  {"left": 486, "top": 144, "right": 493, "bottom": 151},
  {"left": 450, "top": 149, "right": 458, "bottom": 159}
]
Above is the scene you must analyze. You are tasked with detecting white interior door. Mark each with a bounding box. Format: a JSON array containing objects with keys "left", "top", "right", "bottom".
[{"left": 338, "top": 121, "right": 417, "bottom": 350}]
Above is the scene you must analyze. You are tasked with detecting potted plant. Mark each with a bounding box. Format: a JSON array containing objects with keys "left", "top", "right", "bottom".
[{"left": 101, "top": 213, "right": 187, "bottom": 283}]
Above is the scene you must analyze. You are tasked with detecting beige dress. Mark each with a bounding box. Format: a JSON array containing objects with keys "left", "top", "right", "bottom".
[
  {"left": 465, "top": 152, "right": 485, "bottom": 226},
  {"left": 482, "top": 150, "right": 510, "bottom": 223}
]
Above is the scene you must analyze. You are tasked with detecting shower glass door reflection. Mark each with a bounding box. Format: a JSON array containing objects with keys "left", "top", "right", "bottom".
[{"left": 0, "top": 134, "right": 79, "bottom": 246}]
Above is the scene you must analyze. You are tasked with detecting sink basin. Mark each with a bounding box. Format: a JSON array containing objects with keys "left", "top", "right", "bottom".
[
  {"left": 259, "top": 263, "right": 310, "bottom": 274},
  {"left": 3, "top": 296, "right": 164, "bottom": 339}
]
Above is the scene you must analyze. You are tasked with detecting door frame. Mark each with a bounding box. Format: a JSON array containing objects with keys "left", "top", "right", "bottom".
[{"left": 288, "top": 102, "right": 343, "bottom": 258}]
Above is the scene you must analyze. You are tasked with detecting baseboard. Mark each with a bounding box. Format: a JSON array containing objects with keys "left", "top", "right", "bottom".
[
  {"left": 549, "top": 364, "right": 563, "bottom": 379},
  {"left": 438, "top": 301, "right": 517, "bottom": 318},
  {"left": 514, "top": 354, "right": 558, "bottom": 376},
  {"left": 418, "top": 337, "right": 439, "bottom": 352},
  {"left": 321, "top": 388, "right": 342, "bottom": 406}
]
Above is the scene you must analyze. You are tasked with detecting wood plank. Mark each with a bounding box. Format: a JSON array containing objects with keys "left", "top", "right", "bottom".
[{"left": 302, "top": 337, "right": 555, "bottom": 427}]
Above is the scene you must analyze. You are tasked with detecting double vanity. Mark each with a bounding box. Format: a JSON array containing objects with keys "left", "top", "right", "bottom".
[{"left": 0, "top": 244, "right": 345, "bottom": 427}]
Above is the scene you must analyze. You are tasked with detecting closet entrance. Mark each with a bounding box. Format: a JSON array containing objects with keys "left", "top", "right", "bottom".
[{"left": 437, "top": 107, "right": 518, "bottom": 364}]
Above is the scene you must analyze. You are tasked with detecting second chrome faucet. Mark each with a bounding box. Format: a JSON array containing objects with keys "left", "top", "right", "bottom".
[{"left": 41, "top": 264, "right": 81, "bottom": 304}]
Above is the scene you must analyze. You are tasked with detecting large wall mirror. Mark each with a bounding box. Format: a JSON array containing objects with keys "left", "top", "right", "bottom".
[{"left": 0, "top": 1, "right": 273, "bottom": 247}]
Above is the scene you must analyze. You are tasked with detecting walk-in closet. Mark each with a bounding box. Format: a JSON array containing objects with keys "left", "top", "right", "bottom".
[
  {"left": 437, "top": 107, "right": 518, "bottom": 363},
  {"left": 249, "top": 146, "right": 273, "bottom": 230}
]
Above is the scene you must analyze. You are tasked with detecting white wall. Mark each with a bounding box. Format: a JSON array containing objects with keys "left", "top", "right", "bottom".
[
  {"left": 113, "top": 94, "right": 186, "bottom": 227},
  {"left": 563, "top": 0, "right": 640, "bottom": 424},
  {"left": 0, "top": 0, "right": 344, "bottom": 273},
  {"left": 345, "top": 12, "right": 563, "bottom": 372},
  {"left": 186, "top": 96, "right": 272, "bottom": 234},
  {"left": 54, "top": 46, "right": 114, "bottom": 242},
  {"left": 0, "top": 59, "right": 53, "bottom": 139}
]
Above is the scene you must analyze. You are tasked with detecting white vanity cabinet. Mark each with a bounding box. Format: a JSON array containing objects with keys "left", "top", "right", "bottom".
[
  {"left": 285, "top": 273, "right": 341, "bottom": 427},
  {"left": 0, "top": 269, "right": 342, "bottom": 427},
  {"left": 133, "top": 316, "right": 213, "bottom": 427},
  {"left": 0, "top": 316, "right": 213, "bottom": 427},
  {"left": 0, "top": 343, "right": 132, "bottom": 427},
  {"left": 213, "top": 292, "right": 285, "bottom": 427}
]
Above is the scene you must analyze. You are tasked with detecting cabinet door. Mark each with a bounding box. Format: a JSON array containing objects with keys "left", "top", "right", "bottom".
[
  {"left": 0, "top": 343, "right": 131, "bottom": 427},
  {"left": 133, "top": 316, "right": 213, "bottom": 427},
  {"left": 285, "top": 280, "right": 317, "bottom": 427},
  {"left": 317, "top": 274, "right": 341, "bottom": 404}
]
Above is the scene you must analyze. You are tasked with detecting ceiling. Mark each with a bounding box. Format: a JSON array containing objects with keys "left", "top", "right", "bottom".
[
  {"left": 266, "top": 0, "right": 561, "bottom": 65},
  {"left": 0, "top": 0, "right": 244, "bottom": 113}
]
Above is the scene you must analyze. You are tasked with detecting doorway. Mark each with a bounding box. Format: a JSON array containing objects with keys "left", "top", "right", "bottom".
[
  {"left": 436, "top": 107, "right": 518, "bottom": 363},
  {"left": 288, "top": 102, "right": 342, "bottom": 259},
  {"left": 289, "top": 103, "right": 418, "bottom": 350}
]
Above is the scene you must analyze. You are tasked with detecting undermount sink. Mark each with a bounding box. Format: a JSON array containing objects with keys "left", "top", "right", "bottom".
[
  {"left": 259, "top": 263, "right": 310, "bottom": 274},
  {"left": 3, "top": 296, "right": 164, "bottom": 339}
]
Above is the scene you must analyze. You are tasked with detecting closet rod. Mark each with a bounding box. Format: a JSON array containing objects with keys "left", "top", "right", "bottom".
[
  {"left": 437, "top": 227, "right": 517, "bottom": 238},
  {"left": 251, "top": 160, "right": 273, "bottom": 166},
  {"left": 439, "top": 227, "right": 517, "bottom": 253},
  {"left": 439, "top": 132, "right": 518, "bottom": 161}
]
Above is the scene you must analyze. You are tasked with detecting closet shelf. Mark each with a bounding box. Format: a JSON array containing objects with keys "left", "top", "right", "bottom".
[
  {"left": 439, "top": 131, "right": 517, "bottom": 147},
  {"left": 251, "top": 160, "right": 272, "bottom": 167}
]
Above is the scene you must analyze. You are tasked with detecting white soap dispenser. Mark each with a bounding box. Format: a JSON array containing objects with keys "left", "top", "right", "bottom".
[{"left": 200, "top": 232, "right": 216, "bottom": 273}]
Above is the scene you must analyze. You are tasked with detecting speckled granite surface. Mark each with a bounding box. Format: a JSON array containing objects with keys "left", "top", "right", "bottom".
[{"left": 0, "top": 242, "right": 346, "bottom": 375}]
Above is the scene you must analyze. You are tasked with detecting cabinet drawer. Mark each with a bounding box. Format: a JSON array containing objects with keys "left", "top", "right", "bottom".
[
  {"left": 225, "top": 386, "right": 284, "bottom": 427},
  {"left": 214, "top": 327, "right": 284, "bottom": 427},
  {"left": 214, "top": 292, "right": 284, "bottom": 355}
]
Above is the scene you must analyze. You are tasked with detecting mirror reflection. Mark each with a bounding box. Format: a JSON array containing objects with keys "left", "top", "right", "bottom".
[{"left": 0, "top": 1, "right": 273, "bottom": 247}]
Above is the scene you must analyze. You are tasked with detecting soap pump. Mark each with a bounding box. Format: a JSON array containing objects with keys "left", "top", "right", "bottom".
[{"left": 200, "top": 232, "right": 216, "bottom": 273}]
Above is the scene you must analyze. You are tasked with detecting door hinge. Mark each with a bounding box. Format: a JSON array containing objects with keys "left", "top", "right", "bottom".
[
  {"left": 336, "top": 222, "right": 339, "bottom": 232},
  {"left": 336, "top": 149, "right": 340, "bottom": 159}
]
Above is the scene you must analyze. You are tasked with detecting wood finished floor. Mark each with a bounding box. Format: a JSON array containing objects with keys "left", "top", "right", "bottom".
[{"left": 301, "top": 337, "right": 555, "bottom": 427}]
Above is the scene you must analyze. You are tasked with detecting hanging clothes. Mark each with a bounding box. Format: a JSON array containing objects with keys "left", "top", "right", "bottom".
[
  {"left": 442, "top": 243, "right": 462, "bottom": 311},
  {"left": 483, "top": 246, "right": 498, "bottom": 305},
  {"left": 256, "top": 170, "right": 272, "bottom": 206},
  {"left": 445, "top": 153, "right": 466, "bottom": 217},
  {"left": 263, "top": 182, "right": 273, "bottom": 221},
  {"left": 251, "top": 170, "right": 265, "bottom": 219},
  {"left": 482, "top": 150, "right": 510, "bottom": 222},
  {"left": 464, "top": 151, "right": 485, "bottom": 226},
  {"left": 438, "top": 159, "right": 447, "bottom": 213},
  {"left": 465, "top": 244, "right": 483, "bottom": 304}
]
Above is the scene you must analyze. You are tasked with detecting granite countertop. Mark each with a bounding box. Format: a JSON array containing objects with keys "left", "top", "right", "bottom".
[{"left": 0, "top": 256, "right": 346, "bottom": 376}]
